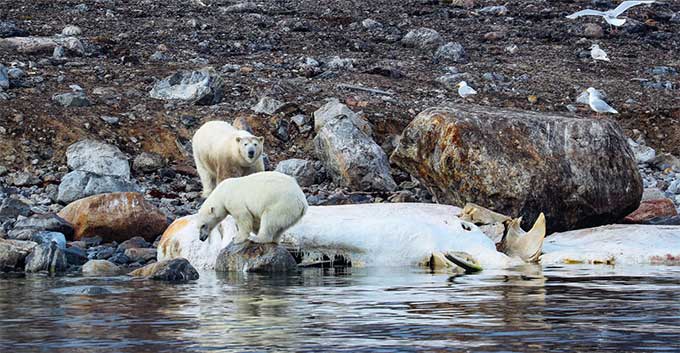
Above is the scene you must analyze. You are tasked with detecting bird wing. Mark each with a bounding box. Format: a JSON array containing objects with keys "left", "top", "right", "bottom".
[
  {"left": 610, "top": 0, "right": 655, "bottom": 17},
  {"left": 591, "top": 98, "right": 617, "bottom": 113},
  {"left": 566, "top": 9, "right": 606, "bottom": 19}
]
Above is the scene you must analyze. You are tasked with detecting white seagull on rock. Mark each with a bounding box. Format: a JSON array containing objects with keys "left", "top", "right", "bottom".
[
  {"left": 457, "top": 81, "right": 477, "bottom": 98},
  {"left": 586, "top": 87, "right": 618, "bottom": 116},
  {"left": 566, "top": 0, "right": 656, "bottom": 27},
  {"left": 590, "top": 44, "right": 611, "bottom": 62}
]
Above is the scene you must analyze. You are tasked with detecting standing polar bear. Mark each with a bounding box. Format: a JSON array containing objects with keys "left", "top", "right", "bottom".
[
  {"left": 192, "top": 120, "right": 265, "bottom": 197},
  {"left": 197, "top": 171, "right": 309, "bottom": 244}
]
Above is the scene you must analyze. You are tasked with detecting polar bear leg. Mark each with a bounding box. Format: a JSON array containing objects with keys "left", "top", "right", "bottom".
[
  {"left": 254, "top": 210, "right": 287, "bottom": 244},
  {"left": 195, "top": 160, "right": 216, "bottom": 198},
  {"left": 233, "top": 211, "right": 254, "bottom": 244}
]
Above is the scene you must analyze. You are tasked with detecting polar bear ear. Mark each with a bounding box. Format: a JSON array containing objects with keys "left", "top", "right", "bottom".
[
  {"left": 257, "top": 136, "right": 264, "bottom": 143},
  {"left": 235, "top": 137, "right": 242, "bottom": 143}
]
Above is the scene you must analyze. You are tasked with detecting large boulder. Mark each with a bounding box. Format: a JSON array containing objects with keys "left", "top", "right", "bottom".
[
  {"left": 391, "top": 105, "right": 643, "bottom": 232},
  {"left": 215, "top": 241, "right": 298, "bottom": 273},
  {"left": 0, "top": 198, "right": 32, "bottom": 223},
  {"left": 129, "top": 258, "right": 199, "bottom": 281},
  {"left": 82, "top": 259, "right": 121, "bottom": 276},
  {"left": 275, "top": 159, "right": 317, "bottom": 187},
  {"left": 11, "top": 213, "right": 74, "bottom": 239},
  {"left": 58, "top": 140, "right": 137, "bottom": 203},
  {"left": 57, "top": 192, "right": 169, "bottom": 242},
  {"left": 0, "top": 239, "right": 36, "bottom": 272},
  {"left": 313, "top": 99, "right": 372, "bottom": 135},
  {"left": 401, "top": 27, "right": 443, "bottom": 49},
  {"left": 149, "top": 68, "right": 224, "bottom": 105},
  {"left": 314, "top": 116, "right": 396, "bottom": 192}
]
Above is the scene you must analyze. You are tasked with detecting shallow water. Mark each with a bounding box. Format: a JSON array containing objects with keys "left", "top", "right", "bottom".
[{"left": 1, "top": 265, "right": 679, "bottom": 352}]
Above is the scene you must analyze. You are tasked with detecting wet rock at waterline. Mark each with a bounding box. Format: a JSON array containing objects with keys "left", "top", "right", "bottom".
[
  {"left": 149, "top": 68, "right": 224, "bottom": 105},
  {"left": 24, "top": 242, "right": 68, "bottom": 273},
  {"left": 129, "top": 258, "right": 198, "bottom": 281},
  {"left": 624, "top": 199, "right": 678, "bottom": 224},
  {"left": 391, "top": 105, "right": 643, "bottom": 232},
  {"left": 215, "top": 241, "right": 298, "bottom": 273},
  {"left": 314, "top": 116, "right": 396, "bottom": 192},
  {"left": 0, "top": 240, "right": 36, "bottom": 272},
  {"left": 82, "top": 259, "right": 121, "bottom": 276},
  {"left": 57, "top": 192, "right": 169, "bottom": 242}
]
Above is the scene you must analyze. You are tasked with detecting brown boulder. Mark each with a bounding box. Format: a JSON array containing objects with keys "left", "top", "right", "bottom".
[
  {"left": 624, "top": 198, "right": 678, "bottom": 224},
  {"left": 391, "top": 105, "right": 642, "bottom": 232},
  {"left": 57, "top": 192, "right": 169, "bottom": 242}
]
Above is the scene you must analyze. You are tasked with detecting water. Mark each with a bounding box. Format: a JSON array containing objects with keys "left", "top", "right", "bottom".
[{"left": 1, "top": 265, "right": 679, "bottom": 352}]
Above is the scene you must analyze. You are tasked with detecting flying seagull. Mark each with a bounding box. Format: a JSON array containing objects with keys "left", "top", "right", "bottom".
[
  {"left": 590, "top": 44, "right": 611, "bottom": 62},
  {"left": 566, "top": 1, "right": 656, "bottom": 27},
  {"left": 457, "top": 81, "right": 477, "bottom": 98},
  {"left": 586, "top": 87, "right": 618, "bottom": 116}
]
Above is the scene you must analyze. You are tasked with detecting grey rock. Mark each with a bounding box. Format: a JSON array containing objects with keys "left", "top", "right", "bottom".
[
  {"left": 479, "top": 5, "right": 509, "bottom": 16},
  {"left": 652, "top": 153, "right": 680, "bottom": 171},
  {"left": 668, "top": 180, "right": 680, "bottom": 194},
  {"left": 88, "top": 246, "right": 115, "bottom": 260},
  {"left": 391, "top": 105, "right": 643, "bottom": 232},
  {"left": 0, "top": 240, "right": 37, "bottom": 272},
  {"left": 642, "top": 188, "right": 666, "bottom": 202},
  {"left": 149, "top": 68, "right": 224, "bottom": 105},
  {"left": 401, "top": 27, "right": 443, "bottom": 50},
  {"left": 31, "top": 231, "right": 66, "bottom": 249},
  {"left": 434, "top": 42, "right": 467, "bottom": 63},
  {"left": 627, "top": 138, "right": 656, "bottom": 164},
  {"left": 57, "top": 170, "right": 138, "bottom": 204},
  {"left": 0, "top": 21, "right": 28, "bottom": 38},
  {"left": 60, "top": 37, "right": 85, "bottom": 55},
  {"left": 52, "top": 92, "right": 91, "bottom": 107},
  {"left": 0, "top": 198, "right": 32, "bottom": 222},
  {"left": 222, "top": 2, "right": 258, "bottom": 13},
  {"left": 64, "top": 246, "right": 88, "bottom": 265},
  {"left": 275, "top": 159, "right": 317, "bottom": 187},
  {"left": 117, "top": 236, "right": 150, "bottom": 252},
  {"left": 0, "top": 65, "right": 8, "bottom": 89},
  {"left": 12, "top": 213, "right": 74, "bottom": 238},
  {"left": 123, "top": 248, "right": 157, "bottom": 263},
  {"left": 483, "top": 72, "right": 505, "bottom": 82},
  {"left": 313, "top": 99, "right": 372, "bottom": 135},
  {"left": 315, "top": 116, "right": 397, "bottom": 192},
  {"left": 150, "top": 51, "right": 171, "bottom": 62},
  {"left": 325, "top": 56, "right": 355, "bottom": 71},
  {"left": 129, "top": 258, "right": 199, "bottom": 281},
  {"left": 215, "top": 241, "right": 297, "bottom": 273},
  {"left": 66, "top": 140, "right": 130, "bottom": 177},
  {"left": 252, "top": 96, "right": 285, "bottom": 115},
  {"left": 100, "top": 115, "right": 119, "bottom": 124},
  {"left": 52, "top": 46, "right": 65, "bottom": 59},
  {"left": 362, "top": 18, "right": 382, "bottom": 29},
  {"left": 649, "top": 66, "right": 677, "bottom": 76},
  {"left": 82, "top": 259, "right": 121, "bottom": 276},
  {"left": 7, "top": 67, "right": 24, "bottom": 80},
  {"left": 61, "top": 25, "right": 82, "bottom": 36},
  {"left": 9, "top": 171, "right": 40, "bottom": 186},
  {"left": 25, "top": 242, "right": 68, "bottom": 273},
  {"left": 7, "top": 228, "right": 40, "bottom": 241},
  {"left": 74, "top": 3, "right": 89, "bottom": 12},
  {"left": 133, "top": 152, "right": 165, "bottom": 173}
]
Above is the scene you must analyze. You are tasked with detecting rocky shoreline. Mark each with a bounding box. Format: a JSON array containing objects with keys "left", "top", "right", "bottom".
[{"left": 1, "top": 1, "right": 680, "bottom": 278}]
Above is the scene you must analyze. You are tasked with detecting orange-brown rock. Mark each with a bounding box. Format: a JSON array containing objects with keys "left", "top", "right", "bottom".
[
  {"left": 58, "top": 192, "right": 169, "bottom": 242},
  {"left": 624, "top": 198, "right": 678, "bottom": 224}
]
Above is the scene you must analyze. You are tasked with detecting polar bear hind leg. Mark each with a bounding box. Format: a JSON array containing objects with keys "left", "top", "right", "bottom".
[
  {"left": 195, "top": 159, "right": 217, "bottom": 198},
  {"left": 233, "top": 211, "right": 255, "bottom": 244}
]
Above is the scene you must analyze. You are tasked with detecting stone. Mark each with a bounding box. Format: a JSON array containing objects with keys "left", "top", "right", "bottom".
[
  {"left": 57, "top": 171, "right": 138, "bottom": 204},
  {"left": 64, "top": 246, "right": 88, "bottom": 265},
  {"left": 627, "top": 138, "right": 656, "bottom": 164},
  {"left": 667, "top": 180, "right": 680, "bottom": 194},
  {"left": 61, "top": 25, "right": 82, "bottom": 36},
  {"left": 401, "top": 28, "right": 443, "bottom": 50},
  {"left": 52, "top": 92, "right": 91, "bottom": 107},
  {"left": 314, "top": 116, "right": 397, "bottom": 192},
  {"left": 0, "top": 239, "right": 36, "bottom": 272},
  {"left": 449, "top": 0, "right": 475, "bottom": 9},
  {"left": 215, "top": 241, "right": 297, "bottom": 273},
  {"left": 642, "top": 188, "right": 666, "bottom": 201},
  {"left": 0, "top": 64, "right": 8, "bottom": 90},
  {"left": 82, "top": 259, "right": 121, "bottom": 276},
  {"left": 391, "top": 105, "right": 643, "bottom": 232},
  {"left": 222, "top": 2, "right": 258, "bottom": 13},
  {"left": 149, "top": 68, "right": 224, "bottom": 105},
  {"left": 117, "top": 236, "right": 150, "bottom": 251},
  {"left": 100, "top": 116, "right": 120, "bottom": 124},
  {"left": 325, "top": 56, "right": 355, "bottom": 71},
  {"left": 58, "top": 192, "right": 169, "bottom": 242},
  {"left": 313, "top": 99, "right": 372, "bottom": 135},
  {"left": 25, "top": 242, "right": 68, "bottom": 273},
  {"left": 30, "top": 231, "right": 67, "bottom": 249},
  {"left": 624, "top": 199, "right": 677, "bottom": 224},
  {"left": 362, "top": 18, "right": 382, "bottom": 29},
  {"left": 7, "top": 67, "right": 24, "bottom": 80},
  {"left": 582, "top": 23, "right": 604, "bottom": 38},
  {"left": 434, "top": 42, "right": 467, "bottom": 63},
  {"left": 652, "top": 153, "right": 680, "bottom": 171},
  {"left": 0, "top": 36, "right": 58, "bottom": 54},
  {"left": 275, "top": 159, "right": 317, "bottom": 187},
  {"left": 9, "top": 171, "right": 40, "bottom": 186},
  {"left": 252, "top": 96, "right": 285, "bottom": 115},
  {"left": 124, "top": 248, "right": 157, "bottom": 263},
  {"left": 133, "top": 152, "right": 165, "bottom": 174},
  {"left": 129, "top": 258, "right": 199, "bottom": 281},
  {"left": 479, "top": 5, "right": 509, "bottom": 16},
  {"left": 0, "top": 21, "right": 28, "bottom": 38},
  {"left": 150, "top": 51, "right": 170, "bottom": 62},
  {"left": 0, "top": 198, "right": 32, "bottom": 222},
  {"left": 66, "top": 139, "right": 130, "bottom": 177}
]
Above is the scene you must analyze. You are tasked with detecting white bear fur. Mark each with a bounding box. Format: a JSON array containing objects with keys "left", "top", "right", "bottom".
[
  {"left": 192, "top": 120, "right": 265, "bottom": 197},
  {"left": 196, "top": 171, "right": 308, "bottom": 244}
]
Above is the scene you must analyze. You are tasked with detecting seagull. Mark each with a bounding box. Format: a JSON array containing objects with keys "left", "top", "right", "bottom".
[
  {"left": 457, "top": 81, "right": 477, "bottom": 98},
  {"left": 586, "top": 87, "right": 618, "bottom": 116},
  {"left": 566, "top": 1, "right": 656, "bottom": 27},
  {"left": 590, "top": 44, "right": 611, "bottom": 62}
]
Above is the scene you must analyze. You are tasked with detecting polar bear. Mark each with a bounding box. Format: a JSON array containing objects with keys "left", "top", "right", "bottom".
[
  {"left": 192, "top": 120, "right": 265, "bottom": 198},
  {"left": 196, "top": 171, "right": 309, "bottom": 244}
]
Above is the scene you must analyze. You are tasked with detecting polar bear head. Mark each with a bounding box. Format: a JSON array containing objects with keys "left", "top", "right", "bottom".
[
  {"left": 197, "top": 204, "right": 227, "bottom": 242},
  {"left": 235, "top": 134, "right": 264, "bottom": 166}
]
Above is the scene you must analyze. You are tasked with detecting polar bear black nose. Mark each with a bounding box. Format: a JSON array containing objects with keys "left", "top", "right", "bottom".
[{"left": 248, "top": 150, "right": 255, "bottom": 158}]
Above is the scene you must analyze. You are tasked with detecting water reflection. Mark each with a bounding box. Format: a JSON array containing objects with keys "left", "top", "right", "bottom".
[{"left": 0, "top": 266, "right": 678, "bottom": 352}]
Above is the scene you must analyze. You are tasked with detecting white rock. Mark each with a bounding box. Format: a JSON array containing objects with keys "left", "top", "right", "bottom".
[{"left": 61, "top": 25, "right": 82, "bottom": 36}]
